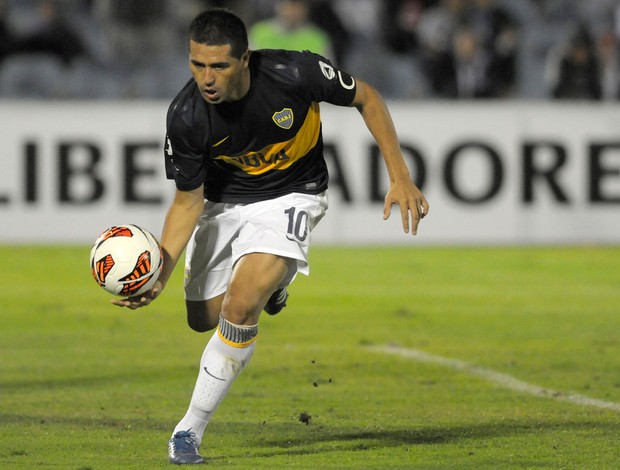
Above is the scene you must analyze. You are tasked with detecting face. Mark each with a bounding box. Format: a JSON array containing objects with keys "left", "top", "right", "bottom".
[
  {"left": 189, "top": 40, "right": 250, "bottom": 104},
  {"left": 276, "top": 0, "right": 308, "bottom": 29}
]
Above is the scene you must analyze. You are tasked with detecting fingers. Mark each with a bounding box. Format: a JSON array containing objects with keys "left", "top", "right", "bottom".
[
  {"left": 412, "top": 197, "right": 430, "bottom": 234},
  {"left": 387, "top": 196, "right": 429, "bottom": 235},
  {"left": 110, "top": 289, "right": 158, "bottom": 310},
  {"left": 385, "top": 200, "right": 415, "bottom": 234},
  {"left": 108, "top": 281, "right": 163, "bottom": 310},
  {"left": 110, "top": 296, "right": 151, "bottom": 310},
  {"left": 420, "top": 197, "right": 430, "bottom": 219},
  {"left": 400, "top": 202, "right": 411, "bottom": 234},
  {"left": 383, "top": 200, "right": 393, "bottom": 221}
]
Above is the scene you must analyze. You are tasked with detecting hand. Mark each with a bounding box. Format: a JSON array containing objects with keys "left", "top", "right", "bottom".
[
  {"left": 110, "top": 279, "right": 164, "bottom": 310},
  {"left": 383, "top": 177, "right": 429, "bottom": 235}
]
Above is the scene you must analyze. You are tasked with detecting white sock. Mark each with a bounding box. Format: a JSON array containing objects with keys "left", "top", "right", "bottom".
[{"left": 171, "top": 317, "right": 257, "bottom": 445}]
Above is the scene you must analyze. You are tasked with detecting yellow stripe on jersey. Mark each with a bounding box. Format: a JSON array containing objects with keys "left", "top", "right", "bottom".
[{"left": 215, "top": 103, "right": 321, "bottom": 175}]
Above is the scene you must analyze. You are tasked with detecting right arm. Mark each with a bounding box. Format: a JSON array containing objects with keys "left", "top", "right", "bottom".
[{"left": 111, "top": 185, "right": 205, "bottom": 309}]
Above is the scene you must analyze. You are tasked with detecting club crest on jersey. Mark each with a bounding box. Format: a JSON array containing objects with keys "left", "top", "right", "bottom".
[{"left": 272, "top": 108, "right": 294, "bottom": 129}]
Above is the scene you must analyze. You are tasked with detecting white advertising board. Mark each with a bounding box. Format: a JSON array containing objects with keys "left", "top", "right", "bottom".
[{"left": 1, "top": 101, "right": 619, "bottom": 245}]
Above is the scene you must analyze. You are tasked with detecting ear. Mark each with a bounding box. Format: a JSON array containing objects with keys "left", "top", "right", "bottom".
[{"left": 241, "top": 49, "right": 250, "bottom": 67}]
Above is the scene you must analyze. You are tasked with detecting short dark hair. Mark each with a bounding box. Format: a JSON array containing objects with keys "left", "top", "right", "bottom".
[{"left": 188, "top": 9, "right": 248, "bottom": 59}]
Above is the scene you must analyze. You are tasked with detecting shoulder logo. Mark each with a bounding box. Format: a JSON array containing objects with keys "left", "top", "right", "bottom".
[
  {"left": 319, "top": 61, "right": 335, "bottom": 80},
  {"left": 272, "top": 108, "right": 294, "bottom": 129},
  {"left": 338, "top": 71, "right": 356, "bottom": 90}
]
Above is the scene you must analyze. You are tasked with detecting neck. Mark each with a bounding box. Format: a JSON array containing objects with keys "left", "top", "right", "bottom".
[
  {"left": 230, "top": 53, "right": 252, "bottom": 101},
  {"left": 237, "top": 67, "right": 251, "bottom": 100}
]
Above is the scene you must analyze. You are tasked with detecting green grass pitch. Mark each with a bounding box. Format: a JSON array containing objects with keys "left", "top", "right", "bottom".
[{"left": 1, "top": 245, "right": 619, "bottom": 469}]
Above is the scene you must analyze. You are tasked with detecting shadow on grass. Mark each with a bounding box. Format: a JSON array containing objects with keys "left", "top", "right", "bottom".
[
  {"left": 205, "top": 418, "right": 618, "bottom": 460},
  {"left": 2, "top": 412, "right": 618, "bottom": 463}
]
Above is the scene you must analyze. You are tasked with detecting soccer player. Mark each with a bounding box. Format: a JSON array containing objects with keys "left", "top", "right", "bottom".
[{"left": 112, "top": 8, "right": 429, "bottom": 465}]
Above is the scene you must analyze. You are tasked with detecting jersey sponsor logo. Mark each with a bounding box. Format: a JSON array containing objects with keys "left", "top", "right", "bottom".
[
  {"left": 272, "top": 108, "right": 294, "bottom": 130},
  {"left": 215, "top": 103, "right": 320, "bottom": 175},
  {"left": 319, "top": 61, "right": 335, "bottom": 80},
  {"left": 225, "top": 150, "right": 291, "bottom": 169}
]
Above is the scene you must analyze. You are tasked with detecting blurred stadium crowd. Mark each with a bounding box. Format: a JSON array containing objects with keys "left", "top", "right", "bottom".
[{"left": 1, "top": 0, "right": 619, "bottom": 100}]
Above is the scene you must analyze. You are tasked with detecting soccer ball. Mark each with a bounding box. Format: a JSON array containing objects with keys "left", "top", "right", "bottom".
[{"left": 90, "top": 224, "right": 163, "bottom": 297}]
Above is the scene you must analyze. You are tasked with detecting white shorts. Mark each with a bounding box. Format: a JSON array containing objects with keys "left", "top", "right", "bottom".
[{"left": 184, "top": 191, "right": 328, "bottom": 301}]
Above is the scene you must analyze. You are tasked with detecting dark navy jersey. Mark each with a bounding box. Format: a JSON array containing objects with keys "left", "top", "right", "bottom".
[{"left": 164, "top": 49, "right": 357, "bottom": 203}]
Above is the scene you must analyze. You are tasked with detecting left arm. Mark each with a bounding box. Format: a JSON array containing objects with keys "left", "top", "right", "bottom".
[{"left": 350, "top": 78, "right": 429, "bottom": 235}]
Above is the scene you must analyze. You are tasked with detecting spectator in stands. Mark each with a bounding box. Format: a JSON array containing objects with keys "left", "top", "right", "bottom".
[
  {"left": 12, "top": 0, "right": 87, "bottom": 65},
  {"left": 0, "top": 0, "right": 608, "bottom": 101},
  {"left": 98, "top": 0, "right": 172, "bottom": 66},
  {"left": 378, "top": 0, "right": 431, "bottom": 98},
  {"left": 547, "top": 25, "right": 602, "bottom": 100},
  {"left": 382, "top": 0, "right": 424, "bottom": 56},
  {"left": 469, "top": 0, "right": 519, "bottom": 97},
  {"left": 248, "top": 0, "right": 334, "bottom": 61},
  {"left": 308, "top": 0, "right": 351, "bottom": 66},
  {"left": 427, "top": 24, "right": 493, "bottom": 98},
  {"left": 0, "top": 1, "right": 16, "bottom": 63},
  {"left": 597, "top": 30, "right": 619, "bottom": 100},
  {"left": 415, "top": 0, "right": 468, "bottom": 97}
]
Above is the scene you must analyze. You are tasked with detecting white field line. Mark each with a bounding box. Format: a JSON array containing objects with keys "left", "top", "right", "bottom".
[{"left": 368, "top": 344, "right": 620, "bottom": 412}]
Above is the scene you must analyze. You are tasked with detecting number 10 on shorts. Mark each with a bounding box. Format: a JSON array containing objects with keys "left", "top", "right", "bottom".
[{"left": 284, "top": 207, "right": 309, "bottom": 242}]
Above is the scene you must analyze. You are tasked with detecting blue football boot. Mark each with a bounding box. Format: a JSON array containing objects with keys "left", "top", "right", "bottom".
[{"left": 168, "top": 430, "right": 204, "bottom": 465}]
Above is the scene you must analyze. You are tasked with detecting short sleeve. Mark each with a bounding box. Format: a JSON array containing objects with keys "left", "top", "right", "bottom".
[
  {"left": 296, "top": 51, "right": 357, "bottom": 106},
  {"left": 164, "top": 107, "right": 206, "bottom": 191}
]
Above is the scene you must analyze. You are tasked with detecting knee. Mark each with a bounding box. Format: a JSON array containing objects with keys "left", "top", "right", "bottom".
[{"left": 220, "top": 293, "right": 260, "bottom": 325}]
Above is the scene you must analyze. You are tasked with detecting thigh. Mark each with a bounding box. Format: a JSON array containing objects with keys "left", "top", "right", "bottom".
[{"left": 184, "top": 201, "right": 239, "bottom": 302}]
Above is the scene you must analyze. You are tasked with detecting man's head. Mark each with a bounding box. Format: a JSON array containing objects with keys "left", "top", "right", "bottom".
[
  {"left": 188, "top": 9, "right": 248, "bottom": 59},
  {"left": 187, "top": 9, "right": 251, "bottom": 104},
  {"left": 275, "top": 0, "right": 310, "bottom": 31}
]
